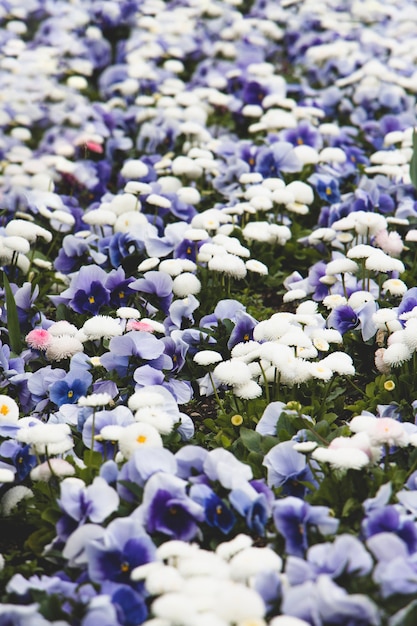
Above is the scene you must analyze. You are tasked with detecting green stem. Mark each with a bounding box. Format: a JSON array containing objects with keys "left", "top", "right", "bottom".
[
  {"left": 317, "top": 377, "right": 336, "bottom": 419},
  {"left": 272, "top": 369, "right": 280, "bottom": 402},
  {"left": 258, "top": 360, "right": 270, "bottom": 405},
  {"left": 208, "top": 371, "right": 223, "bottom": 409},
  {"left": 346, "top": 376, "right": 367, "bottom": 398}
]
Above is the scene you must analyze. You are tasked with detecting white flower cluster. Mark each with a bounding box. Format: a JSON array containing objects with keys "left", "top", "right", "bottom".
[
  {"left": 133, "top": 534, "right": 286, "bottom": 626},
  {"left": 207, "top": 302, "right": 354, "bottom": 399}
]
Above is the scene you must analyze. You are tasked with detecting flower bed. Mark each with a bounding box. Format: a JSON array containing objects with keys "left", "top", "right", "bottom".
[{"left": 1, "top": 0, "right": 417, "bottom": 624}]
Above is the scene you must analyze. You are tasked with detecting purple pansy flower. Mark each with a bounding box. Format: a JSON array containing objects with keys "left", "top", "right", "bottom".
[
  {"left": 57, "top": 476, "right": 120, "bottom": 541},
  {"left": 229, "top": 481, "right": 271, "bottom": 536},
  {"left": 255, "top": 141, "right": 301, "bottom": 178},
  {"left": 273, "top": 496, "right": 339, "bottom": 557},
  {"left": 86, "top": 516, "right": 156, "bottom": 586},
  {"left": 227, "top": 310, "right": 258, "bottom": 349},
  {"left": 281, "top": 575, "right": 380, "bottom": 625},
  {"left": 117, "top": 447, "right": 177, "bottom": 503},
  {"left": 263, "top": 440, "right": 315, "bottom": 496},
  {"left": 134, "top": 472, "right": 204, "bottom": 541},
  {"left": 286, "top": 534, "right": 373, "bottom": 586},
  {"left": 130, "top": 270, "right": 173, "bottom": 314},
  {"left": 82, "top": 405, "right": 135, "bottom": 455},
  {"left": 362, "top": 505, "right": 417, "bottom": 554},
  {"left": 190, "top": 483, "right": 235, "bottom": 535}
]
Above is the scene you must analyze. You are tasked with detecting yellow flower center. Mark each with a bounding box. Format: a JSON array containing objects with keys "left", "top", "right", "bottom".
[
  {"left": 89, "top": 296, "right": 95, "bottom": 304},
  {"left": 67, "top": 390, "right": 74, "bottom": 398},
  {"left": 0, "top": 404, "right": 9, "bottom": 415},
  {"left": 231, "top": 414, "right": 243, "bottom": 426},
  {"left": 137, "top": 435, "right": 147, "bottom": 444}
]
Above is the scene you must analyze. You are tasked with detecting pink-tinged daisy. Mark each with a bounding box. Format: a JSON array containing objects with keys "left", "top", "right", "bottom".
[
  {"left": 126, "top": 320, "right": 155, "bottom": 333},
  {"left": 25, "top": 328, "right": 52, "bottom": 351}
]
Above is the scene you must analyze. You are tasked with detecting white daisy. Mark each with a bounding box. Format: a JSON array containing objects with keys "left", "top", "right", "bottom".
[
  {"left": 82, "top": 316, "right": 123, "bottom": 340},
  {"left": 159, "top": 259, "right": 185, "bottom": 276},
  {"left": 322, "top": 294, "right": 348, "bottom": 310},
  {"left": 134, "top": 407, "right": 174, "bottom": 435},
  {"left": 283, "top": 288, "right": 307, "bottom": 302},
  {"left": 193, "top": 350, "right": 224, "bottom": 366},
  {"left": 308, "top": 362, "right": 333, "bottom": 381},
  {"left": 78, "top": 393, "right": 113, "bottom": 407},
  {"left": 45, "top": 335, "right": 84, "bottom": 361},
  {"left": 208, "top": 253, "right": 247, "bottom": 279},
  {"left": 320, "top": 352, "right": 355, "bottom": 375},
  {"left": 312, "top": 446, "right": 370, "bottom": 470},
  {"left": 213, "top": 360, "right": 253, "bottom": 386},
  {"left": 116, "top": 306, "right": 141, "bottom": 319},
  {"left": 382, "top": 278, "right": 408, "bottom": 296},
  {"left": 1, "top": 485, "right": 33, "bottom": 515},
  {"left": 382, "top": 342, "right": 412, "bottom": 367},
  {"left": 325, "top": 258, "right": 358, "bottom": 275},
  {"left": 365, "top": 252, "right": 405, "bottom": 273},
  {"left": 172, "top": 273, "right": 201, "bottom": 297},
  {"left": 233, "top": 380, "right": 263, "bottom": 399}
]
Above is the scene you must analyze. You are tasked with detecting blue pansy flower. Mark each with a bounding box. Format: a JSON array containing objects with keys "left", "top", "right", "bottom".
[
  {"left": 49, "top": 377, "right": 89, "bottom": 407},
  {"left": 190, "top": 483, "right": 235, "bottom": 535},
  {"left": 315, "top": 176, "right": 341, "bottom": 204}
]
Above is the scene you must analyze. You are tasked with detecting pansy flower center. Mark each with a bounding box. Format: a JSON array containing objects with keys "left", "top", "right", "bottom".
[{"left": 0, "top": 404, "right": 9, "bottom": 415}]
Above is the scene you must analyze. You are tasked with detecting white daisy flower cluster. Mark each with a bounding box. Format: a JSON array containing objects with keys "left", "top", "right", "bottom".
[
  {"left": 208, "top": 302, "right": 353, "bottom": 400},
  {"left": 306, "top": 410, "right": 417, "bottom": 472},
  {"left": 0, "top": 219, "right": 53, "bottom": 274},
  {"left": 133, "top": 535, "right": 283, "bottom": 626}
]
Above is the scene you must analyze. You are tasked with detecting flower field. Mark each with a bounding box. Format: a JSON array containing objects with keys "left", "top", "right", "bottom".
[{"left": 3, "top": 0, "right": 417, "bottom": 623}]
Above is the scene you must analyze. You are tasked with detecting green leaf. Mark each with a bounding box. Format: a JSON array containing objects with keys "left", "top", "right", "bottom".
[
  {"left": 26, "top": 527, "right": 55, "bottom": 556},
  {"left": 390, "top": 599, "right": 417, "bottom": 626},
  {"left": 341, "top": 497, "right": 360, "bottom": 518},
  {"left": 82, "top": 450, "right": 103, "bottom": 472},
  {"left": 2, "top": 272, "right": 22, "bottom": 354},
  {"left": 410, "top": 128, "right": 417, "bottom": 190},
  {"left": 41, "top": 507, "right": 61, "bottom": 526},
  {"left": 239, "top": 427, "right": 263, "bottom": 453},
  {"left": 260, "top": 435, "right": 280, "bottom": 454},
  {"left": 203, "top": 418, "right": 218, "bottom": 432}
]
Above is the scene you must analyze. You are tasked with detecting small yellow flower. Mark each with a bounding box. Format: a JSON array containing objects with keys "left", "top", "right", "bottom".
[
  {"left": 286, "top": 401, "right": 302, "bottom": 412},
  {"left": 384, "top": 380, "right": 395, "bottom": 391},
  {"left": 231, "top": 414, "right": 243, "bottom": 426}
]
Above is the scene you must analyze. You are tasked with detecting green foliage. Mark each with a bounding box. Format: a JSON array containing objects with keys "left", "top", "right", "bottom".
[{"left": 410, "top": 128, "right": 417, "bottom": 190}]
